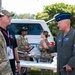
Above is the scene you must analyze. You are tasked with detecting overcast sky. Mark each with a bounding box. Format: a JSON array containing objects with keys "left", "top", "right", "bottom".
[{"left": 2, "top": 0, "right": 75, "bottom": 14}]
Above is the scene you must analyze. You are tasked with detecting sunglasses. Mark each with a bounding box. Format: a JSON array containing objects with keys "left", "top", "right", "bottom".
[{"left": 0, "top": 15, "right": 4, "bottom": 17}]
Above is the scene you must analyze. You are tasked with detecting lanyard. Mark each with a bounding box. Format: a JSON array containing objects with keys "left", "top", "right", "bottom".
[{"left": 3, "top": 30, "right": 10, "bottom": 43}]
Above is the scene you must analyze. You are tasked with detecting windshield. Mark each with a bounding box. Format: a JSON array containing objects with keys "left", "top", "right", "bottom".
[{"left": 8, "top": 23, "right": 43, "bottom": 35}]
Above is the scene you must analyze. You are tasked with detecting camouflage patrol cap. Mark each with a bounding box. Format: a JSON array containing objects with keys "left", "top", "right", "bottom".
[{"left": 0, "top": 9, "right": 14, "bottom": 17}]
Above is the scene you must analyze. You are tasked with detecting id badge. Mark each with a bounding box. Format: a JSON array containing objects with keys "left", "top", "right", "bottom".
[{"left": 7, "top": 46, "right": 14, "bottom": 60}]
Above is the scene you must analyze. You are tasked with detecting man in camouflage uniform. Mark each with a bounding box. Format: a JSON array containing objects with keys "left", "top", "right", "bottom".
[
  {"left": 0, "top": 9, "right": 21, "bottom": 75},
  {"left": 0, "top": 18, "right": 13, "bottom": 74}
]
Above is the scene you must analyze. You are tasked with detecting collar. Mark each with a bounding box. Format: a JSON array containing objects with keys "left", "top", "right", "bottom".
[
  {"left": 64, "top": 27, "right": 74, "bottom": 36},
  {"left": 60, "top": 27, "right": 74, "bottom": 38},
  {"left": 20, "top": 35, "right": 27, "bottom": 38},
  {"left": 0, "top": 27, "right": 8, "bottom": 32}
]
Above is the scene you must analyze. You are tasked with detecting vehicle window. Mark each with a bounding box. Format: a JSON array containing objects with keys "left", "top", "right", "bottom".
[{"left": 8, "top": 23, "right": 43, "bottom": 35}]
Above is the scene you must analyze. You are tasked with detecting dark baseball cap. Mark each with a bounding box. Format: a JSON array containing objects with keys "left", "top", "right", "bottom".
[
  {"left": 21, "top": 27, "right": 28, "bottom": 31},
  {"left": 18, "top": 27, "right": 28, "bottom": 34},
  {"left": 0, "top": 9, "right": 14, "bottom": 17}
]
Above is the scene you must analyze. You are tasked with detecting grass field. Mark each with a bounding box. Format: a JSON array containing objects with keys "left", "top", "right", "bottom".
[
  {"left": 21, "top": 67, "right": 57, "bottom": 75},
  {"left": 30, "top": 68, "right": 57, "bottom": 75}
]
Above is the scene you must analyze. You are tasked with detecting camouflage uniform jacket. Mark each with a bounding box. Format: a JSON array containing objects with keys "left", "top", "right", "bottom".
[
  {"left": 0, "top": 31, "right": 13, "bottom": 75},
  {"left": 38, "top": 39, "right": 51, "bottom": 62},
  {"left": 16, "top": 35, "right": 29, "bottom": 52}
]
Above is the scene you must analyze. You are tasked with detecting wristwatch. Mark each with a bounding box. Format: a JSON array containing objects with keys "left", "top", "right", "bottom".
[{"left": 16, "top": 60, "right": 20, "bottom": 63}]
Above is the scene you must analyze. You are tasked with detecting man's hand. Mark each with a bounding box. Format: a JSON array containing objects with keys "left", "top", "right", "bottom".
[
  {"left": 16, "top": 63, "right": 21, "bottom": 73},
  {"left": 64, "top": 64, "right": 72, "bottom": 71}
]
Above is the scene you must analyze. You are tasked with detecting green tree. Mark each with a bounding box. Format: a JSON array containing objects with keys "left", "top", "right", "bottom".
[
  {"left": 18, "top": 13, "right": 30, "bottom": 19},
  {"left": 34, "top": 12, "right": 49, "bottom": 21},
  {"left": 35, "top": 3, "right": 75, "bottom": 39},
  {"left": 11, "top": 12, "right": 35, "bottom": 19}
]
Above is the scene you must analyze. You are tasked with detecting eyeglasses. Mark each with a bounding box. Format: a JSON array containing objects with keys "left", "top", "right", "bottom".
[{"left": 0, "top": 15, "right": 4, "bottom": 17}]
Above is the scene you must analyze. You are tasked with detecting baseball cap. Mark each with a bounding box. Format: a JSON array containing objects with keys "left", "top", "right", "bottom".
[
  {"left": 0, "top": 9, "right": 14, "bottom": 17},
  {"left": 18, "top": 27, "right": 28, "bottom": 34},
  {"left": 21, "top": 27, "right": 28, "bottom": 31}
]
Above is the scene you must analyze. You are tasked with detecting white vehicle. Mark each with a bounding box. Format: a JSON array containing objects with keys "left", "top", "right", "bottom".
[
  {"left": 8, "top": 19, "right": 54, "bottom": 47},
  {"left": 9, "top": 19, "right": 56, "bottom": 74}
]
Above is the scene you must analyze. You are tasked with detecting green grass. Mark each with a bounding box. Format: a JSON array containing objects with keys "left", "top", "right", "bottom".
[{"left": 30, "top": 68, "right": 57, "bottom": 75}]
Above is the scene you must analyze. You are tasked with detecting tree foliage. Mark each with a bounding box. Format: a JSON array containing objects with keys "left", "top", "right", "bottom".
[
  {"left": 35, "top": 3, "right": 75, "bottom": 39},
  {"left": 34, "top": 12, "right": 49, "bottom": 21},
  {"left": 11, "top": 12, "right": 35, "bottom": 19}
]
